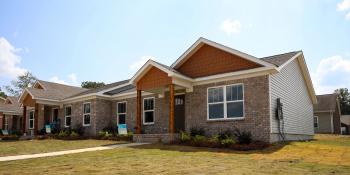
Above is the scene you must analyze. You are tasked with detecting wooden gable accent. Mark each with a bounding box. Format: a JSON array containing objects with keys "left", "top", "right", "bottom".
[
  {"left": 22, "top": 94, "right": 36, "bottom": 107},
  {"left": 137, "top": 66, "right": 172, "bottom": 91},
  {"left": 176, "top": 44, "right": 262, "bottom": 78}
]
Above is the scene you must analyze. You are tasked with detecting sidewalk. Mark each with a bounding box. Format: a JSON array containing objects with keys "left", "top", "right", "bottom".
[{"left": 0, "top": 142, "right": 149, "bottom": 162}]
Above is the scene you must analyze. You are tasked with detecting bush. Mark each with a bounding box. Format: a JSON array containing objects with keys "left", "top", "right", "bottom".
[
  {"left": 192, "top": 135, "right": 206, "bottom": 146},
  {"left": 180, "top": 131, "right": 191, "bottom": 143},
  {"left": 70, "top": 131, "right": 79, "bottom": 137},
  {"left": 102, "top": 122, "right": 118, "bottom": 136},
  {"left": 233, "top": 128, "right": 252, "bottom": 144},
  {"left": 221, "top": 138, "right": 235, "bottom": 147},
  {"left": 190, "top": 127, "right": 205, "bottom": 137},
  {"left": 217, "top": 129, "right": 233, "bottom": 140},
  {"left": 71, "top": 124, "right": 84, "bottom": 136},
  {"left": 38, "top": 128, "right": 47, "bottom": 135},
  {"left": 58, "top": 130, "right": 68, "bottom": 137}
]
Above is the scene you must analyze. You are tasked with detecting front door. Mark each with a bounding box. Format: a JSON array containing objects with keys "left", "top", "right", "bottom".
[
  {"left": 52, "top": 108, "right": 59, "bottom": 123},
  {"left": 174, "top": 95, "right": 185, "bottom": 132}
]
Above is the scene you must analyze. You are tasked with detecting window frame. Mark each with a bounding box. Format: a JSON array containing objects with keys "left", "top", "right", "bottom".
[
  {"left": 314, "top": 116, "right": 319, "bottom": 128},
  {"left": 143, "top": 97, "right": 155, "bottom": 125},
  {"left": 29, "top": 110, "right": 34, "bottom": 129},
  {"left": 83, "top": 102, "right": 91, "bottom": 127},
  {"left": 65, "top": 105, "right": 72, "bottom": 128},
  {"left": 4, "top": 115, "right": 8, "bottom": 130},
  {"left": 207, "top": 83, "right": 245, "bottom": 121},
  {"left": 117, "top": 101, "right": 127, "bottom": 125}
]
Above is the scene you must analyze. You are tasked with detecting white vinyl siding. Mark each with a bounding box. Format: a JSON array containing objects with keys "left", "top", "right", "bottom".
[{"left": 270, "top": 58, "right": 314, "bottom": 135}]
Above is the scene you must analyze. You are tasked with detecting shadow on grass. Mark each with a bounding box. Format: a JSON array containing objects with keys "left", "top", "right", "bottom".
[{"left": 129, "top": 142, "right": 292, "bottom": 155}]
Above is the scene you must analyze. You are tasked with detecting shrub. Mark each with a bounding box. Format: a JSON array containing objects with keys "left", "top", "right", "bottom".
[
  {"left": 220, "top": 138, "right": 235, "bottom": 147},
  {"left": 180, "top": 131, "right": 191, "bottom": 143},
  {"left": 58, "top": 130, "right": 68, "bottom": 137},
  {"left": 70, "top": 131, "right": 79, "bottom": 137},
  {"left": 192, "top": 135, "right": 206, "bottom": 146},
  {"left": 233, "top": 128, "right": 252, "bottom": 144},
  {"left": 0, "top": 130, "right": 2, "bottom": 136},
  {"left": 38, "top": 128, "right": 47, "bottom": 135},
  {"left": 72, "top": 124, "right": 84, "bottom": 136},
  {"left": 190, "top": 127, "right": 205, "bottom": 137},
  {"left": 217, "top": 129, "right": 233, "bottom": 140},
  {"left": 102, "top": 122, "right": 118, "bottom": 136}
]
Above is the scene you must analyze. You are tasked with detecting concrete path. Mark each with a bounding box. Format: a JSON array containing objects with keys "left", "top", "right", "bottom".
[{"left": 0, "top": 142, "right": 149, "bottom": 162}]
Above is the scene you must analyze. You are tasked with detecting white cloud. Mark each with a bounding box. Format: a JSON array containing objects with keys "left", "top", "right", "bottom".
[
  {"left": 49, "top": 73, "right": 80, "bottom": 86},
  {"left": 337, "top": 0, "right": 350, "bottom": 11},
  {"left": 346, "top": 12, "right": 350, "bottom": 20},
  {"left": 220, "top": 19, "right": 242, "bottom": 36},
  {"left": 312, "top": 55, "right": 350, "bottom": 94},
  {"left": 0, "top": 37, "right": 27, "bottom": 79},
  {"left": 129, "top": 56, "right": 156, "bottom": 71}
]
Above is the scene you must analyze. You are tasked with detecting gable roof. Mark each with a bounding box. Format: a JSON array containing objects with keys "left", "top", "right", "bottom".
[
  {"left": 0, "top": 96, "right": 21, "bottom": 114},
  {"left": 314, "top": 94, "right": 339, "bottom": 112},
  {"left": 0, "top": 97, "right": 5, "bottom": 103},
  {"left": 171, "top": 37, "right": 276, "bottom": 69},
  {"left": 260, "top": 51, "right": 301, "bottom": 67}
]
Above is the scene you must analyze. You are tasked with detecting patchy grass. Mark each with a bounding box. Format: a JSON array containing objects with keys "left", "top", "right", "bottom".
[
  {"left": 0, "top": 135, "right": 349, "bottom": 175},
  {"left": 0, "top": 139, "right": 124, "bottom": 156}
]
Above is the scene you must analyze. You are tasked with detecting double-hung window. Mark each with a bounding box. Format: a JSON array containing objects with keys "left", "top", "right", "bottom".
[
  {"left": 65, "top": 106, "right": 72, "bottom": 127},
  {"left": 207, "top": 84, "right": 244, "bottom": 120},
  {"left": 83, "top": 103, "right": 91, "bottom": 126},
  {"left": 29, "top": 111, "right": 34, "bottom": 129},
  {"left": 117, "top": 102, "right": 127, "bottom": 125},
  {"left": 143, "top": 97, "right": 155, "bottom": 124},
  {"left": 314, "top": 116, "right": 318, "bottom": 128}
]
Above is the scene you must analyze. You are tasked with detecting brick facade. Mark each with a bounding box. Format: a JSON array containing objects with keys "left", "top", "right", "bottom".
[{"left": 176, "top": 44, "right": 261, "bottom": 78}]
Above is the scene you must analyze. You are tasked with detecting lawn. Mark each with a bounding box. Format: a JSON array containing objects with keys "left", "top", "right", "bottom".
[
  {"left": 0, "top": 139, "right": 123, "bottom": 156},
  {"left": 0, "top": 135, "right": 349, "bottom": 175}
]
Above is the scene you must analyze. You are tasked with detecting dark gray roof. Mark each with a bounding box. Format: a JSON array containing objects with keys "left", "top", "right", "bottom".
[
  {"left": 260, "top": 51, "right": 300, "bottom": 67},
  {"left": 0, "top": 96, "right": 21, "bottom": 114},
  {"left": 104, "top": 84, "right": 136, "bottom": 96},
  {"left": 314, "top": 94, "right": 338, "bottom": 112},
  {"left": 68, "top": 79, "right": 130, "bottom": 98}
]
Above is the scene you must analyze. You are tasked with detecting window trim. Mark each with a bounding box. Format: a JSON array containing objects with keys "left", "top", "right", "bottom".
[
  {"left": 29, "top": 110, "right": 35, "bottom": 129},
  {"left": 83, "top": 102, "right": 91, "bottom": 126},
  {"left": 65, "top": 105, "right": 72, "bottom": 128},
  {"left": 117, "top": 101, "right": 127, "bottom": 125},
  {"left": 314, "top": 116, "right": 319, "bottom": 128},
  {"left": 143, "top": 97, "right": 155, "bottom": 125},
  {"left": 207, "top": 83, "right": 245, "bottom": 121},
  {"left": 4, "top": 115, "right": 8, "bottom": 130}
]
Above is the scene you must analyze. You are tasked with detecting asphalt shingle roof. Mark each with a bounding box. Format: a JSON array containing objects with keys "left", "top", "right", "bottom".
[
  {"left": 313, "top": 94, "right": 338, "bottom": 112},
  {"left": 260, "top": 51, "right": 300, "bottom": 67},
  {"left": 0, "top": 96, "right": 21, "bottom": 114}
]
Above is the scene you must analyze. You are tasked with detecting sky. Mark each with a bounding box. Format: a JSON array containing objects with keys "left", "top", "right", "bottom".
[{"left": 0, "top": 0, "right": 349, "bottom": 95}]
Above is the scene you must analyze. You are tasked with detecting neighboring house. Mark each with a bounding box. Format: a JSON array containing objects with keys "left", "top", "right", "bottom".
[
  {"left": 0, "top": 97, "right": 6, "bottom": 104},
  {"left": 17, "top": 37, "right": 317, "bottom": 143},
  {"left": 0, "top": 96, "right": 23, "bottom": 133},
  {"left": 341, "top": 115, "right": 350, "bottom": 135},
  {"left": 313, "top": 94, "right": 342, "bottom": 134}
]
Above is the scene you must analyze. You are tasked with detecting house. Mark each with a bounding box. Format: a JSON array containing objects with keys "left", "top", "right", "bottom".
[
  {"left": 313, "top": 94, "right": 342, "bottom": 134},
  {"left": 0, "top": 96, "right": 23, "bottom": 133},
  {"left": 341, "top": 115, "right": 350, "bottom": 134},
  {"left": 0, "top": 97, "right": 6, "bottom": 103},
  {"left": 17, "top": 37, "right": 317, "bottom": 143}
]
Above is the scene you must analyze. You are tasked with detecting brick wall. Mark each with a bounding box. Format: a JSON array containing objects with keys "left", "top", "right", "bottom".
[
  {"left": 184, "top": 75, "right": 271, "bottom": 142},
  {"left": 176, "top": 44, "right": 261, "bottom": 78}
]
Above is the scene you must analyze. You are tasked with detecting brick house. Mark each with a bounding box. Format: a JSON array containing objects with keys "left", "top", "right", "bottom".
[
  {"left": 16, "top": 37, "right": 317, "bottom": 142},
  {"left": 0, "top": 96, "right": 23, "bottom": 133}
]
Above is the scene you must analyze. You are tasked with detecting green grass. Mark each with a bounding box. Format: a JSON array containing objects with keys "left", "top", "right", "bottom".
[
  {"left": 0, "top": 139, "right": 124, "bottom": 156},
  {"left": 0, "top": 135, "right": 349, "bottom": 175}
]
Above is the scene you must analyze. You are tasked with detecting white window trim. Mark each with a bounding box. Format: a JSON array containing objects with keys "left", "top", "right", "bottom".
[
  {"left": 117, "top": 101, "right": 127, "bottom": 125},
  {"left": 4, "top": 116, "right": 8, "bottom": 130},
  {"left": 143, "top": 97, "right": 155, "bottom": 125},
  {"left": 29, "top": 110, "right": 35, "bottom": 129},
  {"left": 83, "top": 102, "right": 91, "bottom": 126},
  {"left": 314, "top": 116, "right": 319, "bottom": 128},
  {"left": 65, "top": 105, "right": 72, "bottom": 128},
  {"left": 207, "top": 83, "right": 245, "bottom": 121}
]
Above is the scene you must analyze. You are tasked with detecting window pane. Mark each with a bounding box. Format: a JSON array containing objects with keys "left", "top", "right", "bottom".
[
  {"left": 66, "top": 117, "right": 71, "bottom": 126},
  {"left": 227, "top": 102, "right": 244, "bottom": 118},
  {"left": 118, "top": 114, "right": 126, "bottom": 124},
  {"left": 208, "top": 103, "right": 224, "bottom": 119},
  {"left": 118, "top": 103, "right": 126, "bottom": 113},
  {"left": 29, "top": 111, "right": 34, "bottom": 119},
  {"left": 29, "top": 120, "right": 34, "bottom": 129},
  {"left": 226, "top": 85, "right": 243, "bottom": 101},
  {"left": 84, "top": 114, "right": 90, "bottom": 125},
  {"left": 314, "top": 117, "right": 318, "bottom": 127},
  {"left": 84, "top": 104, "right": 90, "bottom": 114},
  {"left": 144, "top": 99, "right": 154, "bottom": 110},
  {"left": 237, "top": 85, "right": 243, "bottom": 100},
  {"left": 65, "top": 107, "right": 71, "bottom": 116},
  {"left": 208, "top": 87, "right": 223, "bottom": 103},
  {"left": 144, "top": 111, "right": 154, "bottom": 123}
]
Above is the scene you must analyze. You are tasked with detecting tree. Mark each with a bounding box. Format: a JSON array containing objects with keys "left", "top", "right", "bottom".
[
  {"left": 0, "top": 87, "right": 7, "bottom": 98},
  {"left": 81, "top": 81, "right": 105, "bottom": 89},
  {"left": 334, "top": 88, "right": 350, "bottom": 115},
  {"left": 5, "top": 71, "right": 38, "bottom": 96}
]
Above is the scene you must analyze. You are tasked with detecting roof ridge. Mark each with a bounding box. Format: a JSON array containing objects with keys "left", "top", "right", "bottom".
[
  {"left": 38, "top": 80, "right": 86, "bottom": 89},
  {"left": 260, "top": 50, "right": 301, "bottom": 59}
]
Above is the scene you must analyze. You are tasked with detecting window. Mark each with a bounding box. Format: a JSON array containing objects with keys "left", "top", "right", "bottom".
[
  {"left": 207, "top": 84, "right": 244, "bottom": 120},
  {"left": 29, "top": 111, "right": 34, "bottom": 129},
  {"left": 143, "top": 97, "right": 154, "bottom": 124},
  {"left": 4, "top": 116, "right": 8, "bottom": 130},
  {"left": 65, "top": 106, "right": 72, "bottom": 127},
  {"left": 314, "top": 116, "right": 318, "bottom": 128},
  {"left": 117, "top": 102, "right": 127, "bottom": 125},
  {"left": 83, "top": 103, "right": 91, "bottom": 126}
]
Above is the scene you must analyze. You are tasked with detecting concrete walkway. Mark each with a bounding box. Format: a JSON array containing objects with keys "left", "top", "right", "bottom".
[{"left": 0, "top": 142, "right": 149, "bottom": 162}]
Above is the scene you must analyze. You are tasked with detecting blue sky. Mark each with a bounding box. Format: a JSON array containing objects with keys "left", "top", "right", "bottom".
[{"left": 0, "top": 0, "right": 349, "bottom": 94}]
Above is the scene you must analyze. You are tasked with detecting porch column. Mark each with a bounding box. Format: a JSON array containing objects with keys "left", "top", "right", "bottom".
[
  {"left": 136, "top": 89, "right": 142, "bottom": 134},
  {"left": 34, "top": 103, "right": 39, "bottom": 135},
  {"left": 22, "top": 106, "right": 27, "bottom": 134},
  {"left": 169, "top": 84, "right": 175, "bottom": 133}
]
